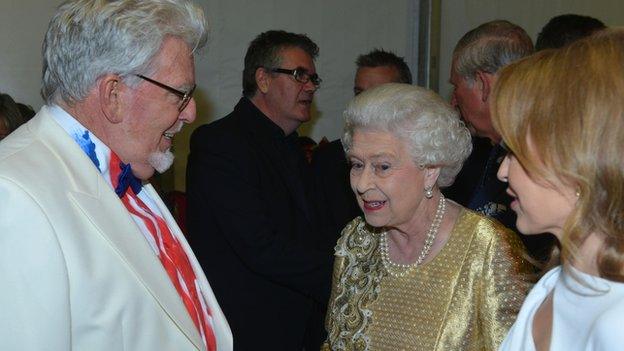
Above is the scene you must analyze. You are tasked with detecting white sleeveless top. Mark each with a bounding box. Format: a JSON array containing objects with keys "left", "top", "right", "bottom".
[{"left": 499, "top": 265, "right": 624, "bottom": 351}]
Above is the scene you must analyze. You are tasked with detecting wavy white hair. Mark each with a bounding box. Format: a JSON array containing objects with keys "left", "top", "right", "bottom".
[
  {"left": 342, "top": 83, "right": 472, "bottom": 187},
  {"left": 452, "top": 20, "right": 533, "bottom": 84},
  {"left": 41, "top": 0, "right": 208, "bottom": 105}
]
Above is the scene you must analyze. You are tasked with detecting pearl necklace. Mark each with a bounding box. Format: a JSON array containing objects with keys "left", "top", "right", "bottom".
[{"left": 380, "top": 194, "right": 446, "bottom": 277}]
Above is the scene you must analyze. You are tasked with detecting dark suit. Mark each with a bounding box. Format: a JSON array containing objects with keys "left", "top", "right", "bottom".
[
  {"left": 311, "top": 139, "right": 361, "bottom": 243},
  {"left": 443, "top": 136, "right": 492, "bottom": 207},
  {"left": 186, "top": 97, "right": 332, "bottom": 351},
  {"left": 444, "top": 137, "right": 555, "bottom": 262}
]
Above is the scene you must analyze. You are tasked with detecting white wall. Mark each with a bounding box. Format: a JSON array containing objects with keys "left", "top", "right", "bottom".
[
  {"left": 0, "top": 0, "right": 411, "bottom": 190},
  {"left": 438, "top": 0, "right": 624, "bottom": 100},
  {"left": 0, "top": 0, "right": 63, "bottom": 107},
  {"left": 2, "top": 0, "right": 623, "bottom": 190}
]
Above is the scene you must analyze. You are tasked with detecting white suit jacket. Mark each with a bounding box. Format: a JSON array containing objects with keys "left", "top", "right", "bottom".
[{"left": 0, "top": 107, "right": 232, "bottom": 351}]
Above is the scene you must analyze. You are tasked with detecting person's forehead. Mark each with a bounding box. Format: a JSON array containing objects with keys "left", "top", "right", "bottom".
[
  {"left": 278, "top": 47, "right": 315, "bottom": 70},
  {"left": 351, "top": 129, "right": 405, "bottom": 152},
  {"left": 356, "top": 66, "right": 399, "bottom": 82},
  {"left": 150, "top": 37, "right": 195, "bottom": 84}
]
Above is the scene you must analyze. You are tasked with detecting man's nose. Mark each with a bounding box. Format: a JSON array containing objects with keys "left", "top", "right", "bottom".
[{"left": 179, "top": 97, "right": 197, "bottom": 124}]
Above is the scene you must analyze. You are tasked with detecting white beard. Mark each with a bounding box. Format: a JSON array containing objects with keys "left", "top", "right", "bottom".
[{"left": 148, "top": 149, "right": 175, "bottom": 174}]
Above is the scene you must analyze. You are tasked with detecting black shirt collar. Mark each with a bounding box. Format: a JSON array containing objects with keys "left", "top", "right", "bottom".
[{"left": 235, "top": 97, "right": 299, "bottom": 141}]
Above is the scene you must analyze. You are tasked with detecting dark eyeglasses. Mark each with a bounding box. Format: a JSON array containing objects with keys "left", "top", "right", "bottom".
[
  {"left": 270, "top": 67, "right": 322, "bottom": 87},
  {"left": 135, "top": 74, "right": 195, "bottom": 112}
]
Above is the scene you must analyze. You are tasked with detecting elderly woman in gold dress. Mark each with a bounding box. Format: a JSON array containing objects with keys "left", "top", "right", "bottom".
[{"left": 322, "top": 83, "right": 534, "bottom": 351}]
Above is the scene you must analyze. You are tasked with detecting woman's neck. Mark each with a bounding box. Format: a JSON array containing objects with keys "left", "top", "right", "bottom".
[
  {"left": 385, "top": 197, "right": 461, "bottom": 265},
  {"left": 387, "top": 194, "right": 441, "bottom": 250},
  {"left": 569, "top": 232, "right": 604, "bottom": 276}
]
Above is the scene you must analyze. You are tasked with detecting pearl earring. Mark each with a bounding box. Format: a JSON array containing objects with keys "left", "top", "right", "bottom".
[{"left": 425, "top": 187, "right": 433, "bottom": 199}]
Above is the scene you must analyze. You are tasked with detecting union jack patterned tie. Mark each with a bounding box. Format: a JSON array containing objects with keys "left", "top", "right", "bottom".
[{"left": 110, "top": 152, "right": 217, "bottom": 350}]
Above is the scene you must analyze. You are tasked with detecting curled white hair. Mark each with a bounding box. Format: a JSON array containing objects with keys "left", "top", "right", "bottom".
[
  {"left": 342, "top": 83, "right": 472, "bottom": 187},
  {"left": 41, "top": 0, "right": 208, "bottom": 105}
]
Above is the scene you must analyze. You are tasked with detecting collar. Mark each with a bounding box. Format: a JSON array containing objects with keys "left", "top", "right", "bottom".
[
  {"left": 235, "top": 97, "right": 299, "bottom": 140},
  {"left": 48, "top": 104, "right": 111, "bottom": 174},
  {"left": 47, "top": 104, "right": 136, "bottom": 194}
]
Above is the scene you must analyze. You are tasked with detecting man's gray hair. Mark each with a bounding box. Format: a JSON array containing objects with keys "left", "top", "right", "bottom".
[
  {"left": 342, "top": 83, "right": 472, "bottom": 187},
  {"left": 453, "top": 20, "right": 533, "bottom": 82},
  {"left": 41, "top": 0, "right": 208, "bottom": 105}
]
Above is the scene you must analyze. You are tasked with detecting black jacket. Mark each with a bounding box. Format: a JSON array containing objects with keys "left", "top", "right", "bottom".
[
  {"left": 186, "top": 97, "right": 332, "bottom": 350},
  {"left": 311, "top": 139, "right": 361, "bottom": 242}
]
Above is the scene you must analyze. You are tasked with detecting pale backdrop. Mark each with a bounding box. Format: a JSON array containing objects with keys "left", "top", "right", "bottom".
[
  {"left": 1, "top": 0, "right": 622, "bottom": 191},
  {"left": 438, "top": 0, "right": 624, "bottom": 100}
]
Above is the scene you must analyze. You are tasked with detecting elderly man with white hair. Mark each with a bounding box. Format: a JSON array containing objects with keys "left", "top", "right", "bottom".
[{"left": 0, "top": 1, "right": 231, "bottom": 350}]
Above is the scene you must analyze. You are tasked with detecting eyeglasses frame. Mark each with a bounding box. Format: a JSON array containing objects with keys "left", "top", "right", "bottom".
[
  {"left": 134, "top": 74, "right": 196, "bottom": 112},
  {"left": 269, "top": 67, "right": 322, "bottom": 87}
]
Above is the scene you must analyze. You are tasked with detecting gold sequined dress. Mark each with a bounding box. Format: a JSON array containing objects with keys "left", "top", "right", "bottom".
[{"left": 322, "top": 209, "right": 533, "bottom": 351}]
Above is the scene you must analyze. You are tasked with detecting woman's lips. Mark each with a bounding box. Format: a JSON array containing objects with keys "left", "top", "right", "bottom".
[{"left": 362, "top": 200, "right": 386, "bottom": 211}]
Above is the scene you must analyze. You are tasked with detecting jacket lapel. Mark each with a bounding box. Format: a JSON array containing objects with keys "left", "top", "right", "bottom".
[
  {"left": 33, "top": 109, "right": 205, "bottom": 350},
  {"left": 144, "top": 186, "right": 233, "bottom": 350}
]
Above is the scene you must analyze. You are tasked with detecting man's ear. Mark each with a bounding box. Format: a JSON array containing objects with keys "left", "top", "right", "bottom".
[
  {"left": 475, "top": 70, "right": 494, "bottom": 103},
  {"left": 424, "top": 167, "right": 441, "bottom": 189},
  {"left": 98, "top": 74, "right": 124, "bottom": 124},
  {"left": 255, "top": 67, "right": 270, "bottom": 94}
]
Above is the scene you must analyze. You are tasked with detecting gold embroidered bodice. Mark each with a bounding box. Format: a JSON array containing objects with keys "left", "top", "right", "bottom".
[{"left": 323, "top": 209, "right": 534, "bottom": 351}]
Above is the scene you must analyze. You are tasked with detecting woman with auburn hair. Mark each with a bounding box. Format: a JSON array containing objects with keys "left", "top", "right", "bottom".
[{"left": 493, "top": 29, "right": 624, "bottom": 351}]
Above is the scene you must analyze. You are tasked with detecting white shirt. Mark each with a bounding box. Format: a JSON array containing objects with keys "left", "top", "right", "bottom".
[
  {"left": 499, "top": 265, "right": 624, "bottom": 351},
  {"left": 49, "top": 104, "right": 166, "bottom": 254}
]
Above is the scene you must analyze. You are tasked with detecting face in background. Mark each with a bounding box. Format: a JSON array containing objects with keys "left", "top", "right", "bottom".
[
  {"left": 497, "top": 145, "right": 576, "bottom": 239},
  {"left": 261, "top": 47, "right": 318, "bottom": 133},
  {"left": 449, "top": 63, "right": 493, "bottom": 140},
  {"left": 117, "top": 36, "right": 197, "bottom": 180},
  {"left": 354, "top": 66, "right": 400, "bottom": 96},
  {"left": 348, "top": 129, "right": 437, "bottom": 232}
]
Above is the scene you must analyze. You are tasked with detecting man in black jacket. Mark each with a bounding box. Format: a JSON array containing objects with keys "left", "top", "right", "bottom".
[{"left": 186, "top": 30, "right": 331, "bottom": 351}]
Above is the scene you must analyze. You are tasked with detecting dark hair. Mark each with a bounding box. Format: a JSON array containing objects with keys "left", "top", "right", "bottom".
[
  {"left": 355, "top": 49, "right": 412, "bottom": 84},
  {"left": 16, "top": 103, "right": 35, "bottom": 121},
  {"left": 536, "top": 14, "right": 606, "bottom": 51},
  {"left": 242, "top": 30, "right": 319, "bottom": 98},
  {"left": 0, "top": 93, "right": 26, "bottom": 136}
]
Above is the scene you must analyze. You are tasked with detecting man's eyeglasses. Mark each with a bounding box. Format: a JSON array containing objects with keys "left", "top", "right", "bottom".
[
  {"left": 269, "top": 67, "right": 322, "bottom": 87},
  {"left": 135, "top": 74, "right": 195, "bottom": 112}
]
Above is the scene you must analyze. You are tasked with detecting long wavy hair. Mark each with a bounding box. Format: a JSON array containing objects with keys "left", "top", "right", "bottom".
[{"left": 491, "top": 28, "right": 624, "bottom": 282}]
